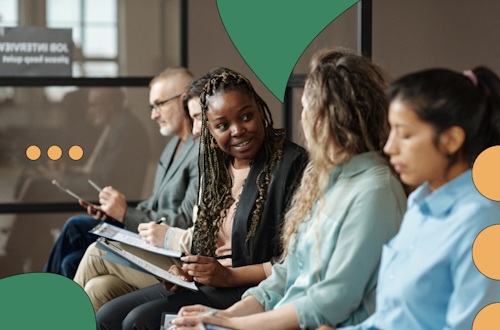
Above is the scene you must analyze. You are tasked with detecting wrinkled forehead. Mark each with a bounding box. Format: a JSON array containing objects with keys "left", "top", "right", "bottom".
[{"left": 151, "top": 76, "right": 188, "bottom": 98}]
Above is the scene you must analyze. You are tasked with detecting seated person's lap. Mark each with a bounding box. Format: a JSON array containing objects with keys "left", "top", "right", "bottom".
[{"left": 97, "top": 283, "right": 250, "bottom": 330}]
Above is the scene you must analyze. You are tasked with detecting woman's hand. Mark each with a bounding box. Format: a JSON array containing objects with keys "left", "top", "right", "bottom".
[
  {"left": 178, "top": 305, "right": 232, "bottom": 318},
  {"left": 180, "top": 255, "right": 232, "bottom": 287},
  {"left": 138, "top": 221, "right": 170, "bottom": 247},
  {"left": 158, "top": 265, "right": 193, "bottom": 294},
  {"left": 172, "top": 310, "right": 237, "bottom": 330}
]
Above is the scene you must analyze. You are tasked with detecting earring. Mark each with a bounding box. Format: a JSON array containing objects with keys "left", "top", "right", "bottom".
[
  {"left": 263, "top": 117, "right": 269, "bottom": 129},
  {"left": 211, "top": 137, "right": 219, "bottom": 148}
]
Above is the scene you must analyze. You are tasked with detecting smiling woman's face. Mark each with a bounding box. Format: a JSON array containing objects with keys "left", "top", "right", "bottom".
[{"left": 206, "top": 90, "right": 265, "bottom": 169}]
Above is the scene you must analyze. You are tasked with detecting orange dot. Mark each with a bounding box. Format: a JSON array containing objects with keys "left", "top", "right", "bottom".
[
  {"left": 473, "top": 303, "right": 500, "bottom": 330},
  {"left": 68, "top": 145, "right": 84, "bottom": 161},
  {"left": 47, "top": 145, "right": 62, "bottom": 160},
  {"left": 26, "top": 145, "right": 41, "bottom": 160},
  {"left": 472, "top": 225, "right": 500, "bottom": 280},
  {"left": 473, "top": 146, "right": 500, "bottom": 201}
]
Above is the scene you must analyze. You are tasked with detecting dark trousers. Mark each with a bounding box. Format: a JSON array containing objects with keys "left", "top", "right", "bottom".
[
  {"left": 96, "top": 283, "right": 250, "bottom": 330},
  {"left": 42, "top": 216, "right": 107, "bottom": 279}
]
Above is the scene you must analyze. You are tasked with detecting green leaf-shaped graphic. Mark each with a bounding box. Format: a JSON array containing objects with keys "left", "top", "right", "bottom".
[
  {"left": 0, "top": 273, "right": 96, "bottom": 330},
  {"left": 217, "top": 0, "right": 359, "bottom": 102}
]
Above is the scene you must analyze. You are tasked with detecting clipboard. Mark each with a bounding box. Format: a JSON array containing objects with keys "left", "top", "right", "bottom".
[{"left": 94, "top": 238, "right": 198, "bottom": 292}]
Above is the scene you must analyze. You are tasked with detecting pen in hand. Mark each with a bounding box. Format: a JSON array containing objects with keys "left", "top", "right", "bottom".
[
  {"left": 156, "top": 217, "right": 167, "bottom": 224},
  {"left": 88, "top": 179, "right": 103, "bottom": 193},
  {"left": 181, "top": 254, "right": 232, "bottom": 264}
]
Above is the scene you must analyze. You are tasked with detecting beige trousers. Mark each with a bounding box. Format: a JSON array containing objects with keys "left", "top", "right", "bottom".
[{"left": 73, "top": 242, "right": 182, "bottom": 313}]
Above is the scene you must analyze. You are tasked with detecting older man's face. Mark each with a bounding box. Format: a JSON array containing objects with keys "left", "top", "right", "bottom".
[{"left": 149, "top": 80, "right": 185, "bottom": 137}]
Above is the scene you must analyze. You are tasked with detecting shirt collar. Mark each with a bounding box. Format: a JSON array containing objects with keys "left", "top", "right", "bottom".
[
  {"left": 330, "top": 152, "right": 385, "bottom": 183},
  {"left": 408, "top": 169, "right": 473, "bottom": 217}
]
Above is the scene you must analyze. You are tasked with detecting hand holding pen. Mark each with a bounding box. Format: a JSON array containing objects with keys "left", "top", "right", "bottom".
[
  {"left": 96, "top": 186, "right": 127, "bottom": 222},
  {"left": 83, "top": 179, "right": 118, "bottom": 222},
  {"left": 52, "top": 179, "right": 113, "bottom": 221},
  {"left": 138, "top": 219, "right": 171, "bottom": 248}
]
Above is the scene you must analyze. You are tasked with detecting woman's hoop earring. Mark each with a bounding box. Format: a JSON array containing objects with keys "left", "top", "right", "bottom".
[
  {"left": 263, "top": 117, "right": 269, "bottom": 129},
  {"left": 212, "top": 137, "right": 219, "bottom": 148}
]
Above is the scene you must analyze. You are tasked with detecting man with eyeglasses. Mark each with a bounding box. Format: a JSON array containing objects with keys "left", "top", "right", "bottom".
[{"left": 43, "top": 67, "right": 199, "bottom": 282}]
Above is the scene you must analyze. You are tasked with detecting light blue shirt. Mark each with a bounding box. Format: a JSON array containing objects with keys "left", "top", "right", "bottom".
[
  {"left": 342, "top": 169, "right": 500, "bottom": 330},
  {"left": 242, "top": 152, "right": 407, "bottom": 329}
]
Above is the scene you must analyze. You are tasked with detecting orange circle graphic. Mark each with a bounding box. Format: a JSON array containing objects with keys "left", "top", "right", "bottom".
[
  {"left": 68, "top": 145, "right": 84, "bottom": 161},
  {"left": 26, "top": 145, "right": 41, "bottom": 160},
  {"left": 472, "top": 146, "right": 500, "bottom": 201},
  {"left": 47, "top": 145, "right": 63, "bottom": 160},
  {"left": 472, "top": 224, "right": 500, "bottom": 280},
  {"left": 473, "top": 303, "right": 500, "bottom": 330}
]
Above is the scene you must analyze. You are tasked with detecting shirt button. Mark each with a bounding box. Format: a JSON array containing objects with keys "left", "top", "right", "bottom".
[{"left": 389, "top": 274, "right": 395, "bottom": 280}]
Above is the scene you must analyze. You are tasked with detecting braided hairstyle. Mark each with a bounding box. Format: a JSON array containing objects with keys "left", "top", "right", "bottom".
[
  {"left": 191, "top": 70, "right": 285, "bottom": 257},
  {"left": 182, "top": 68, "right": 233, "bottom": 122}
]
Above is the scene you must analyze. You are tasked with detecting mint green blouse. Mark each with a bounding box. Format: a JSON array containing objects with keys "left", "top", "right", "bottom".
[{"left": 242, "top": 152, "right": 407, "bottom": 329}]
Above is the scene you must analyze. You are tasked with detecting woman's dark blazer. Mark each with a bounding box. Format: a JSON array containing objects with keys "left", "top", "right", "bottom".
[{"left": 195, "top": 129, "right": 308, "bottom": 268}]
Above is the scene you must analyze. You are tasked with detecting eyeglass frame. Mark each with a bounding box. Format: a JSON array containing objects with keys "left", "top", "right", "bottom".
[{"left": 150, "top": 93, "right": 182, "bottom": 114}]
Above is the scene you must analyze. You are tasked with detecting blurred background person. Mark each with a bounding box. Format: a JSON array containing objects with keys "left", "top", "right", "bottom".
[{"left": 0, "top": 87, "right": 150, "bottom": 278}]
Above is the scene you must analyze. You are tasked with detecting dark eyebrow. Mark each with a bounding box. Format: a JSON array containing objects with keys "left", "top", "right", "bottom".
[{"left": 212, "top": 105, "right": 252, "bottom": 122}]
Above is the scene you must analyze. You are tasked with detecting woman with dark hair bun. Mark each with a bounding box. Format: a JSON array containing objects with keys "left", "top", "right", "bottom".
[{"left": 318, "top": 67, "right": 500, "bottom": 330}]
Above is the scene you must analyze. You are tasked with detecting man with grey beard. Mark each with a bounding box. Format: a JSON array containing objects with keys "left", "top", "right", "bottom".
[{"left": 43, "top": 67, "right": 198, "bottom": 279}]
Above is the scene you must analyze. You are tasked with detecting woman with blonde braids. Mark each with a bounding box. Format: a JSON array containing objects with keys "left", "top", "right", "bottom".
[
  {"left": 172, "top": 49, "right": 407, "bottom": 330},
  {"left": 96, "top": 69, "right": 308, "bottom": 330}
]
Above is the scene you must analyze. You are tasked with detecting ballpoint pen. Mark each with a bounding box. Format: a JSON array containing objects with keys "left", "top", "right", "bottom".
[
  {"left": 156, "top": 216, "right": 167, "bottom": 224},
  {"left": 88, "top": 179, "right": 103, "bottom": 193}
]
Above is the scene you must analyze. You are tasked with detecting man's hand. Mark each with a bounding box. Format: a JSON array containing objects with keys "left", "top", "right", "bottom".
[
  {"left": 79, "top": 200, "right": 109, "bottom": 221},
  {"left": 180, "top": 255, "right": 232, "bottom": 287},
  {"left": 138, "top": 222, "right": 170, "bottom": 248},
  {"left": 158, "top": 264, "right": 193, "bottom": 294},
  {"left": 98, "top": 187, "right": 127, "bottom": 222}
]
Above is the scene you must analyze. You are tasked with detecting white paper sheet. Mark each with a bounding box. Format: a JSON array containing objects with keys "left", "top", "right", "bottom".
[{"left": 89, "top": 222, "right": 182, "bottom": 258}]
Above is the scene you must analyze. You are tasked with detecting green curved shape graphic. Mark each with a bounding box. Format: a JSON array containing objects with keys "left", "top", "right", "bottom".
[
  {"left": 217, "top": 0, "right": 359, "bottom": 102},
  {"left": 0, "top": 273, "right": 96, "bottom": 330}
]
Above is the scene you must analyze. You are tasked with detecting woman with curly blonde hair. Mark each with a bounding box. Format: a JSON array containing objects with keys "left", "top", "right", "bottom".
[{"left": 172, "top": 48, "right": 407, "bottom": 330}]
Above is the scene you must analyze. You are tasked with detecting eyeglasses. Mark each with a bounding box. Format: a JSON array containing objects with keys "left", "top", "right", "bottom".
[{"left": 150, "top": 94, "right": 182, "bottom": 114}]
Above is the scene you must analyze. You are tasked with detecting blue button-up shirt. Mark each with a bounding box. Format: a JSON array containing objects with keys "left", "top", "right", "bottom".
[
  {"left": 342, "top": 169, "right": 500, "bottom": 330},
  {"left": 243, "top": 152, "right": 407, "bottom": 329}
]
